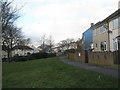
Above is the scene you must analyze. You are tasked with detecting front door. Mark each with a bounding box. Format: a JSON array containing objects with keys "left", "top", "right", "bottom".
[{"left": 85, "top": 51, "right": 88, "bottom": 63}]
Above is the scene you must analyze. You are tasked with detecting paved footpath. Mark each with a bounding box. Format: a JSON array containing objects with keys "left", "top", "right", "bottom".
[{"left": 59, "top": 56, "right": 120, "bottom": 79}]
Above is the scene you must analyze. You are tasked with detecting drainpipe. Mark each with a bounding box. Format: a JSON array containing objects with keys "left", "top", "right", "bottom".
[
  {"left": 107, "top": 22, "right": 110, "bottom": 51},
  {"left": 104, "top": 22, "right": 110, "bottom": 51}
]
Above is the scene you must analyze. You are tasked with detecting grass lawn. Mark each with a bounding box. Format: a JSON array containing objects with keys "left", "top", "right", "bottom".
[{"left": 2, "top": 57, "right": 119, "bottom": 88}]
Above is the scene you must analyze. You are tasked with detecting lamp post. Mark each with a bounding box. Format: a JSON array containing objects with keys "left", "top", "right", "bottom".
[{"left": 0, "top": 1, "right": 2, "bottom": 89}]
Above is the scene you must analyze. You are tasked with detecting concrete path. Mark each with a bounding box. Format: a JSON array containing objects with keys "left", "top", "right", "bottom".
[{"left": 59, "top": 56, "right": 120, "bottom": 79}]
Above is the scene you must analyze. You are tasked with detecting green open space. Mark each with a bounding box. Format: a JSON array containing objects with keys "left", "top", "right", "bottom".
[{"left": 2, "top": 57, "right": 119, "bottom": 88}]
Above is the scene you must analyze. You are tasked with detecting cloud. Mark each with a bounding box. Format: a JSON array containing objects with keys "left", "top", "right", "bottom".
[{"left": 17, "top": 0, "right": 119, "bottom": 46}]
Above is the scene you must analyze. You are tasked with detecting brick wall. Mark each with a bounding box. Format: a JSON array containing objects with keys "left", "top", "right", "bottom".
[
  {"left": 67, "top": 51, "right": 85, "bottom": 63},
  {"left": 88, "top": 51, "right": 114, "bottom": 66},
  {"left": 67, "top": 50, "right": 119, "bottom": 66}
]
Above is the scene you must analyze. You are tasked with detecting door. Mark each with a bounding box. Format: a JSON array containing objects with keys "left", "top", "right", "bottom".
[{"left": 85, "top": 50, "right": 88, "bottom": 63}]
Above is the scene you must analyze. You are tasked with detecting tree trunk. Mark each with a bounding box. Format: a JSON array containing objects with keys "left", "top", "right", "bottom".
[
  {"left": 7, "top": 50, "right": 12, "bottom": 62},
  {"left": 7, "top": 50, "right": 10, "bottom": 62}
]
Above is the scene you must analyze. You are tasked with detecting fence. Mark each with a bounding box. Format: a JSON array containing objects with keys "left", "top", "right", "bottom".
[{"left": 67, "top": 50, "right": 120, "bottom": 66}]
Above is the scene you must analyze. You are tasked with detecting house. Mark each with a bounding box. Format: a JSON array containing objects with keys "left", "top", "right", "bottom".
[
  {"left": 31, "top": 45, "right": 40, "bottom": 53},
  {"left": 92, "top": 1, "right": 120, "bottom": 52},
  {"left": 12, "top": 45, "right": 34, "bottom": 56},
  {"left": 2, "top": 51, "right": 7, "bottom": 58},
  {"left": 92, "top": 21, "right": 110, "bottom": 52},
  {"left": 83, "top": 23, "right": 93, "bottom": 51},
  {"left": 108, "top": 9, "right": 120, "bottom": 52},
  {"left": 2, "top": 45, "right": 38, "bottom": 59},
  {"left": 52, "top": 46, "right": 64, "bottom": 53}
]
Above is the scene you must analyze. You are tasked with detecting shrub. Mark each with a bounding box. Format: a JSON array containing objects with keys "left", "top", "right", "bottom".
[
  {"left": 48, "top": 53, "right": 56, "bottom": 57},
  {"left": 9, "top": 52, "right": 56, "bottom": 62},
  {"left": 64, "top": 49, "right": 76, "bottom": 54},
  {"left": 2, "top": 58, "right": 8, "bottom": 62},
  {"left": 11, "top": 56, "right": 29, "bottom": 62},
  {"left": 29, "top": 52, "right": 56, "bottom": 60}
]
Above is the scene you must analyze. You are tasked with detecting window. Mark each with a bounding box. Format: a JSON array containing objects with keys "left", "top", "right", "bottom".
[
  {"left": 112, "top": 18, "right": 118, "bottom": 29},
  {"left": 100, "top": 25, "right": 105, "bottom": 33},
  {"left": 96, "top": 43, "right": 98, "bottom": 48},
  {"left": 113, "top": 38, "right": 118, "bottom": 51},
  {"left": 109, "top": 21, "right": 112, "bottom": 29},
  {"left": 100, "top": 41, "right": 107, "bottom": 51},
  {"left": 90, "top": 43, "right": 94, "bottom": 49},
  {"left": 118, "top": 17, "right": 120, "bottom": 28}
]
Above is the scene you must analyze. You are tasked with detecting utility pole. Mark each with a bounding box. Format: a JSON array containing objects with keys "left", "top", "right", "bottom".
[{"left": 0, "top": 1, "right": 2, "bottom": 89}]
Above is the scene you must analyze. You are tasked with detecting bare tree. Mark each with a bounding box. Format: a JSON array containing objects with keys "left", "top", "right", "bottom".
[
  {"left": 38, "top": 34, "right": 54, "bottom": 53},
  {"left": 60, "top": 40, "right": 67, "bottom": 50},
  {"left": 61, "top": 38, "right": 74, "bottom": 49},
  {"left": 1, "top": 0, "right": 23, "bottom": 62},
  {"left": 2, "top": 0, "right": 21, "bottom": 32},
  {"left": 66, "top": 38, "right": 74, "bottom": 49},
  {"left": 25, "top": 38, "right": 31, "bottom": 46},
  {"left": 18, "top": 38, "right": 31, "bottom": 46},
  {"left": 47, "top": 35, "right": 54, "bottom": 53},
  {"left": 2, "top": 24, "right": 23, "bottom": 62},
  {"left": 57, "top": 38, "right": 75, "bottom": 52},
  {"left": 38, "top": 34, "right": 47, "bottom": 53}
]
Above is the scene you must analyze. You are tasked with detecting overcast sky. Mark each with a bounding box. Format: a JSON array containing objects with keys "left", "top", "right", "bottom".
[{"left": 14, "top": 0, "right": 119, "bottom": 47}]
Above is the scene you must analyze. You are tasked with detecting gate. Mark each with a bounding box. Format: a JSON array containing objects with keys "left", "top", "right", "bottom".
[{"left": 85, "top": 51, "right": 88, "bottom": 63}]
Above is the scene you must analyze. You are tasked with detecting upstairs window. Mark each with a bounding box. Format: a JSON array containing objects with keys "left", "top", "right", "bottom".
[
  {"left": 112, "top": 18, "right": 118, "bottom": 29},
  {"left": 100, "top": 26, "right": 105, "bottom": 33}
]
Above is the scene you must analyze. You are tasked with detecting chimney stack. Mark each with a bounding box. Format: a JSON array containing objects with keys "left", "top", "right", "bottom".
[{"left": 91, "top": 23, "right": 94, "bottom": 27}]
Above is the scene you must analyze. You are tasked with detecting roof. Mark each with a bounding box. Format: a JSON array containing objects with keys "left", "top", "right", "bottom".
[
  {"left": 93, "top": 9, "right": 120, "bottom": 28},
  {"left": 103, "top": 9, "right": 120, "bottom": 22},
  {"left": 13, "top": 45, "right": 33, "bottom": 50}
]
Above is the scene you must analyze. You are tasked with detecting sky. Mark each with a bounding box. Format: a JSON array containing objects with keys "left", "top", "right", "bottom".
[{"left": 13, "top": 0, "right": 119, "bottom": 47}]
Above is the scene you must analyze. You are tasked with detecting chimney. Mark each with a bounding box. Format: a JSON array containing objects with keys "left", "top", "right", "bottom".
[
  {"left": 91, "top": 23, "right": 94, "bottom": 27},
  {"left": 118, "top": 0, "right": 120, "bottom": 9}
]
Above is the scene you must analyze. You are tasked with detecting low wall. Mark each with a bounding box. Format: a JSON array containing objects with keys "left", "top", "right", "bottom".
[
  {"left": 67, "top": 51, "right": 119, "bottom": 66},
  {"left": 88, "top": 51, "right": 119, "bottom": 66},
  {"left": 88, "top": 52, "right": 113, "bottom": 66},
  {"left": 67, "top": 51, "right": 85, "bottom": 63}
]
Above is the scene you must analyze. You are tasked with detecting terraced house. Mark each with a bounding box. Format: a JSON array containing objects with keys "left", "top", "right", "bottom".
[
  {"left": 83, "top": 23, "right": 94, "bottom": 51},
  {"left": 93, "top": 7, "right": 120, "bottom": 52},
  {"left": 93, "top": 21, "right": 110, "bottom": 52},
  {"left": 109, "top": 9, "right": 120, "bottom": 52}
]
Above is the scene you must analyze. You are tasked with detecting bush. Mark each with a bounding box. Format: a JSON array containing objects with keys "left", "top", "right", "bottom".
[
  {"left": 64, "top": 49, "right": 76, "bottom": 54},
  {"left": 10, "top": 52, "right": 56, "bottom": 62},
  {"left": 29, "top": 52, "right": 56, "bottom": 60},
  {"left": 29, "top": 52, "right": 48, "bottom": 60},
  {"left": 2, "top": 58, "right": 8, "bottom": 62},
  {"left": 11, "top": 56, "right": 29, "bottom": 62}
]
